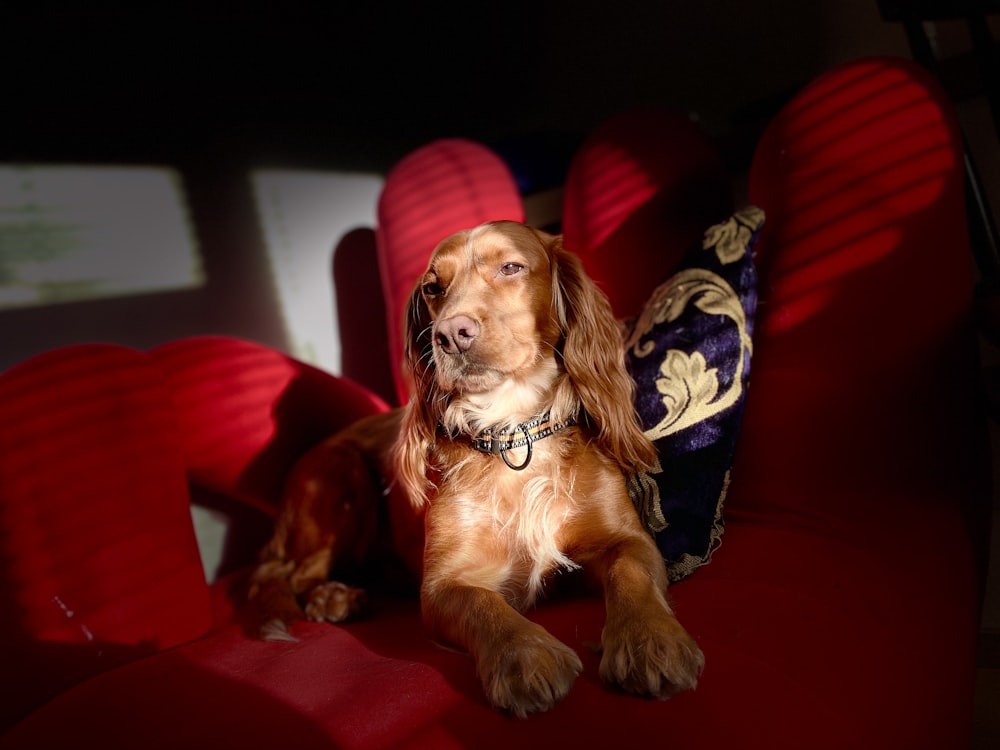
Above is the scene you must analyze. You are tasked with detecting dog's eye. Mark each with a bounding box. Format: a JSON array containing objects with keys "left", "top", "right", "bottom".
[
  {"left": 499, "top": 263, "right": 524, "bottom": 276},
  {"left": 422, "top": 281, "right": 444, "bottom": 297}
]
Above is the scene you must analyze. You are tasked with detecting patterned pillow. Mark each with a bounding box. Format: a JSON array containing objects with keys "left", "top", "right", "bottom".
[{"left": 624, "top": 206, "right": 763, "bottom": 581}]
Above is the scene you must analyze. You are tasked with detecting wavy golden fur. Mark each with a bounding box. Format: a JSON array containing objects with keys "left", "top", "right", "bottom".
[{"left": 245, "top": 221, "right": 703, "bottom": 717}]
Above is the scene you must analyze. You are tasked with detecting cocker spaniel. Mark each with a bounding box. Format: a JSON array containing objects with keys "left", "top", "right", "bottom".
[{"left": 247, "top": 220, "right": 703, "bottom": 717}]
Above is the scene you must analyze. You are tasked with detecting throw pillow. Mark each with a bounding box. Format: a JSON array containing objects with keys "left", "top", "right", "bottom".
[{"left": 624, "top": 206, "right": 763, "bottom": 581}]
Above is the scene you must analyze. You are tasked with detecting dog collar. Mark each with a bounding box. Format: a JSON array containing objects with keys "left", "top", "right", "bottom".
[{"left": 470, "top": 412, "right": 577, "bottom": 471}]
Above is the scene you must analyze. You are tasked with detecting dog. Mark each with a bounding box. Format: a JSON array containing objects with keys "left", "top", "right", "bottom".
[{"left": 246, "top": 220, "right": 704, "bottom": 717}]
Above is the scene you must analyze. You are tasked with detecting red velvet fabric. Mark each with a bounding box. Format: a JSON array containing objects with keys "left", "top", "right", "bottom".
[
  {"left": 730, "top": 58, "right": 991, "bottom": 746},
  {"left": 150, "top": 336, "right": 390, "bottom": 514},
  {"left": 0, "top": 345, "right": 212, "bottom": 732},
  {"left": 0, "top": 598, "right": 855, "bottom": 750},
  {"left": 0, "top": 57, "right": 989, "bottom": 749},
  {"left": 333, "top": 227, "right": 398, "bottom": 406},
  {"left": 561, "top": 108, "right": 733, "bottom": 319}
]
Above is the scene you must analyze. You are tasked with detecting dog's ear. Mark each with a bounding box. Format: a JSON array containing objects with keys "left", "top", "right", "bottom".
[
  {"left": 395, "top": 283, "right": 440, "bottom": 509},
  {"left": 401, "top": 284, "right": 433, "bottom": 389},
  {"left": 550, "top": 237, "right": 658, "bottom": 474}
]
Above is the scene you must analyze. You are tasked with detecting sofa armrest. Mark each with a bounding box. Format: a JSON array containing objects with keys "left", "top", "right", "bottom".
[
  {"left": 0, "top": 343, "right": 212, "bottom": 731},
  {"left": 151, "top": 336, "right": 391, "bottom": 514}
]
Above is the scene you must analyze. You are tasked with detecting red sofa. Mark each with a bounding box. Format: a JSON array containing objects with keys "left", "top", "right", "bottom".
[{"left": 0, "top": 57, "right": 991, "bottom": 749}]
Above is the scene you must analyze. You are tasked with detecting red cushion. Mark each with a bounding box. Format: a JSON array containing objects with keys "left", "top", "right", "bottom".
[
  {"left": 376, "top": 138, "right": 524, "bottom": 403},
  {"left": 735, "top": 55, "right": 989, "bottom": 747},
  {"left": 743, "top": 56, "right": 987, "bottom": 522},
  {"left": 150, "top": 336, "right": 390, "bottom": 514},
  {"left": 0, "top": 591, "right": 859, "bottom": 750},
  {"left": 0, "top": 344, "right": 211, "bottom": 731},
  {"left": 333, "top": 227, "right": 398, "bottom": 405},
  {"left": 561, "top": 108, "right": 732, "bottom": 319}
]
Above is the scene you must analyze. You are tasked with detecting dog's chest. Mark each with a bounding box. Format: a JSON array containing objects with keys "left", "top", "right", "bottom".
[
  {"left": 492, "top": 458, "right": 571, "bottom": 523},
  {"left": 447, "top": 446, "right": 579, "bottom": 599}
]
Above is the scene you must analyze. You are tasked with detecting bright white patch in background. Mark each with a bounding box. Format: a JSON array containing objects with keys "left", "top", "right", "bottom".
[
  {"left": 190, "top": 505, "right": 228, "bottom": 583},
  {"left": 0, "top": 165, "right": 202, "bottom": 308},
  {"left": 252, "top": 170, "right": 383, "bottom": 374}
]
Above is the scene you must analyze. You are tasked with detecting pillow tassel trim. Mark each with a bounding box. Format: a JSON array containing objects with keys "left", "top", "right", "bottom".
[
  {"left": 665, "top": 470, "right": 729, "bottom": 583},
  {"left": 626, "top": 463, "right": 668, "bottom": 533}
]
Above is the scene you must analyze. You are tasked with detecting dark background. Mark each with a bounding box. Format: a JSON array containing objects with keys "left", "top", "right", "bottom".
[
  {"left": 1, "top": 1, "right": 909, "bottom": 170},
  {"left": 2, "top": 1, "right": 993, "bottom": 370}
]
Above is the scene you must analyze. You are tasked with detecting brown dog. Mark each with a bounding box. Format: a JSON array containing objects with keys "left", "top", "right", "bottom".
[{"left": 247, "top": 220, "right": 703, "bottom": 717}]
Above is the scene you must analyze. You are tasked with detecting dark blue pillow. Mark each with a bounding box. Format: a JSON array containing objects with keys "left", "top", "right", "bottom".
[{"left": 625, "top": 206, "right": 763, "bottom": 581}]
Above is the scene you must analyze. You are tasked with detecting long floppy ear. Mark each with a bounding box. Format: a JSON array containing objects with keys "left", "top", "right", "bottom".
[
  {"left": 551, "top": 237, "right": 658, "bottom": 474},
  {"left": 394, "top": 284, "right": 440, "bottom": 509}
]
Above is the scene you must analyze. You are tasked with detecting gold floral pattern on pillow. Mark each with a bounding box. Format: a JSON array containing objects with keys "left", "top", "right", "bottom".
[{"left": 624, "top": 205, "right": 764, "bottom": 581}]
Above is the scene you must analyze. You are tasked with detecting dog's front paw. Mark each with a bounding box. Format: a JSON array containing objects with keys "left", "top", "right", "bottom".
[
  {"left": 478, "top": 623, "right": 583, "bottom": 718},
  {"left": 600, "top": 612, "right": 704, "bottom": 699},
  {"left": 303, "top": 581, "right": 368, "bottom": 623}
]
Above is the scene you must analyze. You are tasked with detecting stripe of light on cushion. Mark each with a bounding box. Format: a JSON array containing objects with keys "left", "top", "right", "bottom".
[
  {"left": 376, "top": 138, "right": 524, "bottom": 404},
  {"left": 561, "top": 109, "right": 732, "bottom": 320},
  {"left": 151, "top": 336, "right": 390, "bottom": 513}
]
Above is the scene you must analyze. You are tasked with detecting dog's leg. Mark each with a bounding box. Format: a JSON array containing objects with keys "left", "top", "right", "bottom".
[
  {"left": 590, "top": 534, "right": 704, "bottom": 698},
  {"left": 289, "top": 548, "right": 369, "bottom": 624},
  {"left": 422, "top": 582, "right": 583, "bottom": 718},
  {"left": 246, "top": 415, "right": 396, "bottom": 639}
]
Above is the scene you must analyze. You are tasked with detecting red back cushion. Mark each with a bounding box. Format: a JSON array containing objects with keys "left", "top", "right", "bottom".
[
  {"left": 742, "top": 56, "right": 982, "bottom": 519},
  {"left": 562, "top": 108, "right": 732, "bottom": 319},
  {"left": 333, "top": 227, "right": 397, "bottom": 405},
  {"left": 377, "top": 138, "right": 524, "bottom": 403}
]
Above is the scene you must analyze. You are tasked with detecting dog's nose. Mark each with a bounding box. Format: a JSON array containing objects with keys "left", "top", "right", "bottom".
[{"left": 435, "top": 315, "right": 480, "bottom": 354}]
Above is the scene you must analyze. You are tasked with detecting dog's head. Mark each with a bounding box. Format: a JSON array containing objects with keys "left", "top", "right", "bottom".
[
  {"left": 405, "top": 221, "right": 562, "bottom": 397},
  {"left": 396, "top": 220, "right": 656, "bottom": 505}
]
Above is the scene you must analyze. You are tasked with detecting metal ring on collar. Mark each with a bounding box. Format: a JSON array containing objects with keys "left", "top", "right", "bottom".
[{"left": 500, "top": 421, "right": 533, "bottom": 471}]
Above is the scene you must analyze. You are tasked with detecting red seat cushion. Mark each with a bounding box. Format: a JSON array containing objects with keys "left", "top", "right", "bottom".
[{"left": 0, "top": 592, "right": 859, "bottom": 750}]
